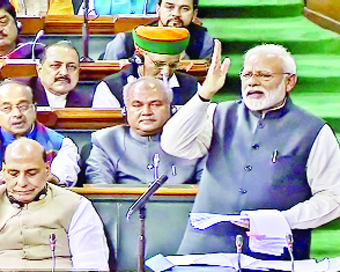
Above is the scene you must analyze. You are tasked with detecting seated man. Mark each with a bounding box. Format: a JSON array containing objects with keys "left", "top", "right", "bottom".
[
  {"left": 161, "top": 41, "right": 340, "bottom": 259},
  {"left": 92, "top": 26, "right": 199, "bottom": 108},
  {"left": 0, "top": 138, "right": 109, "bottom": 270},
  {"left": 10, "top": 0, "right": 74, "bottom": 15},
  {"left": 17, "top": 41, "right": 92, "bottom": 108},
  {"left": 0, "top": 1, "right": 44, "bottom": 59},
  {"left": 103, "top": 0, "right": 214, "bottom": 60},
  {"left": 0, "top": 80, "right": 80, "bottom": 186},
  {"left": 86, "top": 77, "right": 204, "bottom": 184},
  {"left": 78, "top": 0, "right": 157, "bottom": 15}
]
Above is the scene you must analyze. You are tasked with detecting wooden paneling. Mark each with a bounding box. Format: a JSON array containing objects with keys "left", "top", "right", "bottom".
[
  {"left": 0, "top": 60, "right": 209, "bottom": 82},
  {"left": 304, "top": 0, "right": 340, "bottom": 34},
  {"left": 18, "top": 15, "right": 157, "bottom": 35},
  {"left": 305, "top": 0, "right": 340, "bottom": 22}
]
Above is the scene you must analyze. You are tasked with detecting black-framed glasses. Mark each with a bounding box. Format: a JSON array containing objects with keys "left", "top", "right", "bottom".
[
  {"left": 239, "top": 72, "right": 293, "bottom": 81},
  {"left": 145, "top": 54, "right": 179, "bottom": 70}
]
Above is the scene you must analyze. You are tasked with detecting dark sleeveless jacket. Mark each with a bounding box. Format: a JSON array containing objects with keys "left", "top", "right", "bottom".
[
  {"left": 178, "top": 97, "right": 325, "bottom": 260},
  {"left": 102, "top": 67, "right": 198, "bottom": 107}
]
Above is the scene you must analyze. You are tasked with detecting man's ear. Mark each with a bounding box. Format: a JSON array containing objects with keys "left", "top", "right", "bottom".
[
  {"left": 36, "top": 62, "right": 42, "bottom": 76},
  {"left": 156, "top": 4, "right": 161, "bottom": 17},
  {"left": 286, "top": 74, "right": 297, "bottom": 93}
]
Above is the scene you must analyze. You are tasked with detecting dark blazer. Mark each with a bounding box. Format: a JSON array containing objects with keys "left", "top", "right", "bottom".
[{"left": 17, "top": 76, "right": 93, "bottom": 107}]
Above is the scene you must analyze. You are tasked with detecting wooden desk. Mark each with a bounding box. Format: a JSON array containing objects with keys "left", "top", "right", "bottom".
[
  {"left": 37, "top": 108, "right": 124, "bottom": 129},
  {"left": 0, "top": 60, "right": 209, "bottom": 82},
  {"left": 70, "top": 185, "right": 197, "bottom": 271},
  {"left": 19, "top": 15, "right": 157, "bottom": 35}
]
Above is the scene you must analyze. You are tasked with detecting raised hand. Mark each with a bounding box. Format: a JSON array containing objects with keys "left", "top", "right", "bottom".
[{"left": 199, "top": 39, "right": 230, "bottom": 100}]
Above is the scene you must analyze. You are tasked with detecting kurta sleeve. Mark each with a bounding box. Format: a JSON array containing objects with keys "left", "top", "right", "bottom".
[
  {"left": 282, "top": 124, "right": 340, "bottom": 229},
  {"left": 161, "top": 94, "right": 216, "bottom": 160}
]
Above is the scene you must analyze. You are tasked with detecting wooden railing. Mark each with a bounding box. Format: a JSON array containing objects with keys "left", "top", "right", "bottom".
[
  {"left": 304, "top": 0, "right": 340, "bottom": 34},
  {"left": 0, "top": 60, "right": 209, "bottom": 82},
  {"left": 71, "top": 184, "right": 198, "bottom": 196},
  {"left": 19, "top": 15, "right": 157, "bottom": 35},
  {"left": 37, "top": 108, "right": 124, "bottom": 129}
]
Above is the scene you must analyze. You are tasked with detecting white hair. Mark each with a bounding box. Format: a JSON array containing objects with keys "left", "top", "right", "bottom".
[
  {"left": 244, "top": 44, "right": 296, "bottom": 74},
  {"left": 122, "top": 77, "right": 173, "bottom": 105}
]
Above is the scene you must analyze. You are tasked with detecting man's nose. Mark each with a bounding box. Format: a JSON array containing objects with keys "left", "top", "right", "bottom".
[
  {"left": 58, "top": 64, "right": 69, "bottom": 75},
  {"left": 247, "top": 74, "right": 261, "bottom": 86},
  {"left": 141, "top": 104, "right": 152, "bottom": 115},
  {"left": 17, "top": 174, "right": 28, "bottom": 187},
  {"left": 171, "top": 7, "right": 180, "bottom": 16},
  {"left": 11, "top": 106, "right": 23, "bottom": 117},
  {"left": 160, "top": 65, "right": 171, "bottom": 78}
]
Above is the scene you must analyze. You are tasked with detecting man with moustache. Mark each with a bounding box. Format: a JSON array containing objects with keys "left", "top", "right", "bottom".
[
  {"left": 161, "top": 42, "right": 340, "bottom": 260},
  {"left": 86, "top": 77, "right": 204, "bottom": 184},
  {"left": 0, "top": 80, "right": 80, "bottom": 186},
  {"left": 0, "top": 138, "right": 109, "bottom": 270},
  {"left": 103, "top": 0, "right": 214, "bottom": 60},
  {"left": 92, "top": 26, "right": 199, "bottom": 108},
  {"left": 0, "top": 1, "right": 44, "bottom": 59},
  {"left": 18, "top": 41, "right": 91, "bottom": 108}
]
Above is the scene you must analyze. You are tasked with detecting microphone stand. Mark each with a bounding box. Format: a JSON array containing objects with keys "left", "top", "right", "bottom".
[
  {"left": 138, "top": 206, "right": 146, "bottom": 272},
  {"left": 143, "top": 0, "right": 149, "bottom": 15},
  {"left": 286, "top": 234, "right": 295, "bottom": 272},
  {"left": 126, "top": 175, "right": 168, "bottom": 272},
  {"left": 80, "top": 0, "right": 94, "bottom": 63}
]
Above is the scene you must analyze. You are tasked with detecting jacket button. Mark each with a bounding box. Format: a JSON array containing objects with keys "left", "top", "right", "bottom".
[
  {"left": 239, "top": 189, "right": 248, "bottom": 194},
  {"left": 252, "top": 144, "right": 259, "bottom": 149},
  {"left": 244, "top": 165, "right": 252, "bottom": 171},
  {"left": 147, "top": 164, "right": 154, "bottom": 169}
]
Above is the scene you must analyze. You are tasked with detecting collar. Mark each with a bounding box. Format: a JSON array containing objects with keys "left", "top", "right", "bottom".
[
  {"left": 246, "top": 96, "right": 291, "bottom": 120},
  {"left": 44, "top": 89, "right": 68, "bottom": 108},
  {"left": 129, "top": 127, "right": 161, "bottom": 143}
]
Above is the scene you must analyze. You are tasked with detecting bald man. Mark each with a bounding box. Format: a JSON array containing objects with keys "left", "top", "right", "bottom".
[
  {"left": 0, "top": 80, "right": 80, "bottom": 186},
  {"left": 86, "top": 76, "right": 204, "bottom": 184},
  {"left": 0, "top": 138, "right": 109, "bottom": 270}
]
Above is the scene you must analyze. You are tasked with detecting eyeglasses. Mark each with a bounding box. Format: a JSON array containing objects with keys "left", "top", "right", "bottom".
[
  {"left": 239, "top": 72, "right": 292, "bottom": 81},
  {"left": 145, "top": 54, "right": 179, "bottom": 70},
  {"left": 0, "top": 103, "right": 35, "bottom": 114}
]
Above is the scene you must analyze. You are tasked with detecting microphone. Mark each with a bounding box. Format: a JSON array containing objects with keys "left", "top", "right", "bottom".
[
  {"left": 153, "top": 153, "right": 160, "bottom": 180},
  {"left": 49, "top": 233, "right": 57, "bottom": 272},
  {"left": 31, "top": 30, "right": 45, "bottom": 62},
  {"left": 235, "top": 235, "right": 243, "bottom": 272},
  {"left": 286, "top": 233, "right": 294, "bottom": 272},
  {"left": 126, "top": 175, "right": 168, "bottom": 220}
]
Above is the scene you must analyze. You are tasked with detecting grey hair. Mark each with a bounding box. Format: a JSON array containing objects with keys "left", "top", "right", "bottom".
[
  {"left": 0, "top": 80, "right": 34, "bottom": 103},
  {"left": 122, "top": 77, "right": 173, "bottom": 106},
  {"left": 244, "top": 44, "right": 296, "bottom": 74}
]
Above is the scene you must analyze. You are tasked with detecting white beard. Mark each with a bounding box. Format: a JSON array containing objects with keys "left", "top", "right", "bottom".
[{"left": 242, "top": 79, "right": 287, "bottom": 111}]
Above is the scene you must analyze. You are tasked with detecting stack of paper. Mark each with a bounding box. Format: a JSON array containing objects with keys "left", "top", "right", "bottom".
[
  {"left": 146, "top": 253, "right": 330, "bottom": 272},
  {"left": 189, "top": 210, "right": 291, "bottom": 256},
  {"left": 240, "top": 210, "right": 291, "bottom": 256}
]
